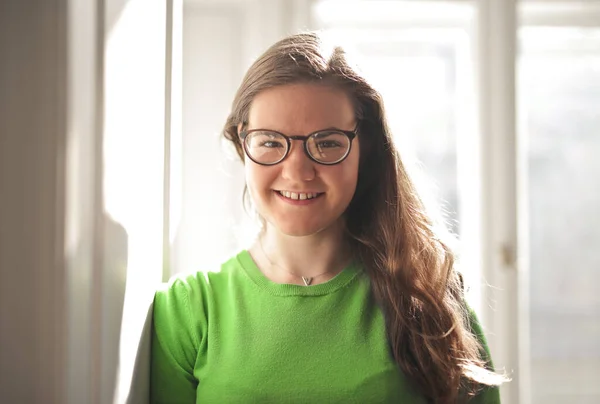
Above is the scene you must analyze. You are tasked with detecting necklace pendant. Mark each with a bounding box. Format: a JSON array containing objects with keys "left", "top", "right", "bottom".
[{"left": 301, "top": 276, "right": 313, "bottom": 286}]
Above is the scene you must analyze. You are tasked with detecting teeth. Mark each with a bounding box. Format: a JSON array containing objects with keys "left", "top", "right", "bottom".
[{"left": 279, "top": 191, "right": 320, "bottom": 200}]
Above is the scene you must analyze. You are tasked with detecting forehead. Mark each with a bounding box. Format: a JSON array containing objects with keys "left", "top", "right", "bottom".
[{"left": 248, "top": 83, "right": 355, "bottom": 134}]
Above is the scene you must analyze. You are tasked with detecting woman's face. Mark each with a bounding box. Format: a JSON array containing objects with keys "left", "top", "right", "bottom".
[{"left": 244, "top": 83, "right": 360, "bottom": 237}]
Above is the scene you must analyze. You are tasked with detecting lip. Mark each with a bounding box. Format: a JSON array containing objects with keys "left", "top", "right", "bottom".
[{"left": 274, "top": 190, "right": 324, "bottom": 205}]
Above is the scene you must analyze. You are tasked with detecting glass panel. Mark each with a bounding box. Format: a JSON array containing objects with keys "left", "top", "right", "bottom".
[
  {"left": 520, "top": 27, "right": 600, "bottom": 404},
  {"left": 364, "top": 51, "right": 458, "bottom": 227}
]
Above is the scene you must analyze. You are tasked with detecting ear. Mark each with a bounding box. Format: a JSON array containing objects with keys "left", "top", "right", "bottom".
[{"left": 237, "top": 123, "right": 244, "bottom": 136}]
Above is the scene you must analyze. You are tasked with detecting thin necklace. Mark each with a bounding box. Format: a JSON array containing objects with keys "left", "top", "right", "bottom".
[{"left": 258, "top": 238, "right": 336, "bottom": 286}]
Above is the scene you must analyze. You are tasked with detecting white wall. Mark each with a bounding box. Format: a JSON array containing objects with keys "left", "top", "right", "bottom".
[
  {"left": 1, "top": 2, "right": 69, "bottom": 402},
  {"left": 0, "top": 0, "right": 105, "bottom": 403}
]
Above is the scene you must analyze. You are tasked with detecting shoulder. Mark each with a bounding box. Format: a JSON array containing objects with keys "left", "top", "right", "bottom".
[
  {"left": 153, "top": 252, "right": 245, "bottom": 316},
  {"left": 461, "top": 304, "right": 503, "bottom": 403},
  {"left": 462, "top": 304, "right": 493, "bottom": 363},
  {"left": 154, "top": 272, "right": 207, "bottom": 324},
  {"left": 151, "top": 255, "right": 243, "bottom": 365},
  {"left": 155, "top": 271, "right": 210, "bottom": 303},
  {"left": 152, "top": 272, "right": 210, "bottom": 358}
]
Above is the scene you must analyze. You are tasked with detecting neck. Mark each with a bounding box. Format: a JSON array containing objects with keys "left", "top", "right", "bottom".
[{"left": 253, "top": 221, "right": 351, "bottom": 285}]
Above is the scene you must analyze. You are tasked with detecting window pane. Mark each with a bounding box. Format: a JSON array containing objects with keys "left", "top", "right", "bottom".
[
  {"left": 362, "top": 51, "right": 459, "bottom": 232},
  {"left": 520, "top": 28, "right": 600, "bottom": 404}
]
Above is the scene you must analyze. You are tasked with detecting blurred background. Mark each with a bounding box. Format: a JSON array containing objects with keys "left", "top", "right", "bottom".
[{"left": 1, "top": 0, "right": 598, "bottom": 403}]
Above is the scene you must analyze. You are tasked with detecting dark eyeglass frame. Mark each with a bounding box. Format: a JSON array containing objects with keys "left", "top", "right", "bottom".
[{"left": 239, "top": 124, "right": 359, "bottom": 166}]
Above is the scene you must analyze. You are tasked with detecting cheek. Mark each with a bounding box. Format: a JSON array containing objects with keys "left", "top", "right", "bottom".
[
  {"left": 345, "top": 141, "right": 360, "bottom": 185},
  {"left": 320, "top": 160, "right": 360, "bottom": 200},
  {"left": 341, "top": 152, "right": 361, "bottom": 189},
  {"left": 245, "top": 164, "right": 276, "bottom": 199},
  {"left": 244, "top": 165, "right": 260, "bottom": 200}
]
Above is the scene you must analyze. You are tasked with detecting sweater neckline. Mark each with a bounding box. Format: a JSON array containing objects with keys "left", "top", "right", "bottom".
[{"left": 236, "top": 250, "right": 361, "bottom": 297}]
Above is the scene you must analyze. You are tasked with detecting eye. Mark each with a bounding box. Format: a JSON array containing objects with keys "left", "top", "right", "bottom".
[
  {"left": 260, "top": 140, "right": 285, "bottom": 148},
  {"left": 311, "top": 132, "right": 348, "bottom": 150},
  {"left": 316, "top": 140, "right": 343, "bottom": 148},
  {"left": 246, "top": 131, "right": 286, "bottom": 149}
]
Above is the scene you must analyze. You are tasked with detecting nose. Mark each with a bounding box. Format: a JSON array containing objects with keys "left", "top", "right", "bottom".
[{"left": 280, "top": 140, "right": 316, "bottom": 182}]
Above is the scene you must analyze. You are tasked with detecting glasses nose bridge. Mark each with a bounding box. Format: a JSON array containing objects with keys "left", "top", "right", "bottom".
[
  {"left": 280, "top": 134, "right": 316, "bottom": 181},
  {"left": 285, "top": 135, "right": 311, "bottom": 160}
]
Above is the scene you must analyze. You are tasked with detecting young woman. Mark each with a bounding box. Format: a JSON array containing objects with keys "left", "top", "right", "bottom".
[{"left": 150, "top": 32, "right": 508, "bottom": 403}]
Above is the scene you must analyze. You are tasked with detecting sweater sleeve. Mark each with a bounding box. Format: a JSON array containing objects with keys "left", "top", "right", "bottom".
[
  {"left": 467, "top": 307, "right": 502, "bottom": 404},
  {"left": 150, "top": 275, "right": 207, "bottom": 404}
]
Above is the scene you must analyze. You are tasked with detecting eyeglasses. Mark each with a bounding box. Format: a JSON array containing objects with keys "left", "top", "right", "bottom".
[{"left": 239, "top": 125, "right": 358, "bottom": 166}]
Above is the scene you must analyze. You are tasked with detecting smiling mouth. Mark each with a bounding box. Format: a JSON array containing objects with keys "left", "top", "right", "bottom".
[{"left": 276, "top": 190, "right": 324, "bottom": 201}]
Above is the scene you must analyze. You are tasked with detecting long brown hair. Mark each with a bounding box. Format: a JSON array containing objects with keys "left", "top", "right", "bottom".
[{"left": 222, "top": 32, "right": 507, "bottom": 403}]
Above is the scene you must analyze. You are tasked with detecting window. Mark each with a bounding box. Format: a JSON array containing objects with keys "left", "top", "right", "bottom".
[{"left": 520, "top": 27, "right": 600, "bottom": 403}]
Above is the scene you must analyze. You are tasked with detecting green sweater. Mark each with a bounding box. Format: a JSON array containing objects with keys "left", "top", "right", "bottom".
[{"left": 151, "top": 251, "right": 500, "bottom": 403}]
